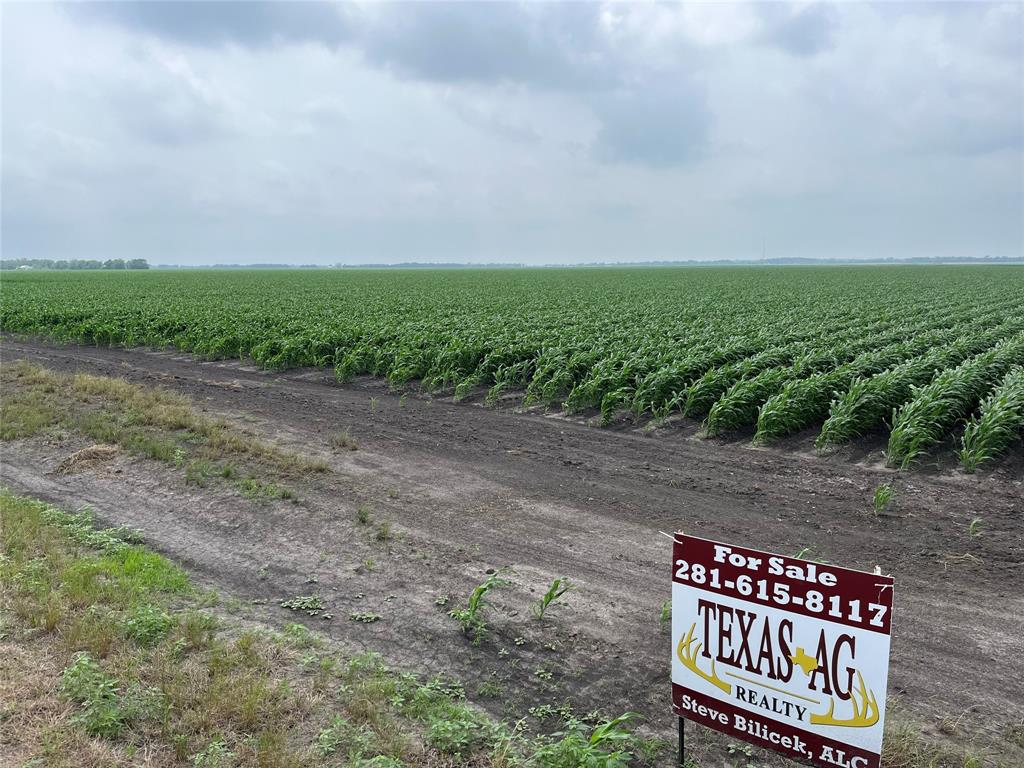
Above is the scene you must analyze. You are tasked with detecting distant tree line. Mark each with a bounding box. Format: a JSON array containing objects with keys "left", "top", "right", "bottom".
[{"left": 1, "top": 258, "right": 150, "bottom": 270}]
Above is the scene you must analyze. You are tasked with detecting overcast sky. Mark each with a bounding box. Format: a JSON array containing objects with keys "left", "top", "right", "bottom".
[{"left": 2, "top": 1, "right": 1021, "bottom": 265}]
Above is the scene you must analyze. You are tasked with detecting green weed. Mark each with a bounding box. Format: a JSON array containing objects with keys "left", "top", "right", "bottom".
[
  {"left": 59, "top": 652, "right": 127, "bottom": 738},
  {"left": 280, "top": 594, "right": 325, "bottom": 616},
  {"left": 349, "top": 612, "right": 381, "bottom": 623}
]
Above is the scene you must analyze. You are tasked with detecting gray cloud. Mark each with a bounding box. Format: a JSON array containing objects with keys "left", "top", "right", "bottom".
[
  {"left": 758, "top": 3, "right": 839, "bottom": 57},
  {"left": 591, "top": 78, "right": 711, "bottom": 167},
  {"left": 70, "top": 0, "right": 351, "bottom": 48},
  {"left": 108, "top": 62, "right": 235, "bottom": 147},
  {"left": 2, "top": 2, "right": 1021, "bottom": 263},
  {"left": 72, "top": 2, "right": 617, "bottom": 88},
  {"left": 351, "top": 3, "right": 613, "bottom": 88}
]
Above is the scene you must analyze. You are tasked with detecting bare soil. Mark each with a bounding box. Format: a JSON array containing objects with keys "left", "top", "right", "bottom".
[{"left": 1, "top": 335, "right": 1022, "bottom": 765}]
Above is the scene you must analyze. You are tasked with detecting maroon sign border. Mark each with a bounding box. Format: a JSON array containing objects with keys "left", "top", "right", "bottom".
[{"left": 672, "top": 533, "right": 892, "bottom": 768}]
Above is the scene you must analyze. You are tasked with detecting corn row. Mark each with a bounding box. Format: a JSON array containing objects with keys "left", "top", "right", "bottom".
[
  {"left": 752, "top": 310, "right": 1011, "bottom": 443},
  {"left": 816, "top": 317, "right": 1024, "bottom": 448},
  {"left": 886, "top": 333, "right": 1024, "bottom": 467},
  {"left": 959, "top": 367, "right": 1024, "bottom": 472}
]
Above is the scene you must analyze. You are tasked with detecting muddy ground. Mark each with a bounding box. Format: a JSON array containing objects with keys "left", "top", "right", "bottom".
[{"left": 1, "top": 335, "right": 1021, "bottom": 765}]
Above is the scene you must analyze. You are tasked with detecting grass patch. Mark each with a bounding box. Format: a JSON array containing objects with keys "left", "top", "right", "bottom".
[
  {"left": 1, "top": 361, "right": 324, "bottom": 500},
  {"left": 375, "top": 520, "right": 393, "bottom": 543},
  {"left": 235, "top": 475, "right": 298, "bottom": 502},
  {"left": 330, "top": 428, "right": 358, "bottom": 451},
  {"left": 881, "top": 722, "right": 994, "bottom": 768},
  {"left": 1, "top": 489, "right": 662, "bottom": 767}
]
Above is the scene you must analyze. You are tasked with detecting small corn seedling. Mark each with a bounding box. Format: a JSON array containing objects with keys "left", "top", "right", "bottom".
[
  {"left": 450, "top": 570, "right": 511, "bottom": 642},
  {"left": 969, "top": 517, "right": 983, "bottom": 537},
  {"left": 793, "top": 546, "right": 829, "bottom": 564},
  {"left": 530, "top": 712, "right": 641, "bottom": 765},
  {"left": 872, "top": 483, "right": 894, "bottom": 515},
  {"left": 659, "top": 601, "right": 671, "bottom": 631},
  {"left": 532, "top": 577, "right": 575, "bottom": 621}
]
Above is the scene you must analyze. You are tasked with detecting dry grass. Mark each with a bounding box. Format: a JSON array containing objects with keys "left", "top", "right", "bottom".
[
  {"left": 881, "top": 722, "right": 996, "bottom": 768},
  {"left": 330, "top": 428, "right": 359, "bottom": 451},
  {"left": 1, "top": 361, "right": 328, "bottom": 497},
  {"left": 54, "top": 444, "right": 120, "bottom": 475}
]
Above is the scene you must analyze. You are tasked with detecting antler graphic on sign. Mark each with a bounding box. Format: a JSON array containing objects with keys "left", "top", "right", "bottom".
[
  {"left": 677, "top": 622, "right": 732, "bottom": 695},
  {"left": 810, "top": 671, "right": 879, "bottom": 728}
]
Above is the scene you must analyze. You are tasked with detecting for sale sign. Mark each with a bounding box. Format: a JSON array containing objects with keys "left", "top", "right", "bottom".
[{"left": 671, "top": 535, "right": 893, "bottom": 768}]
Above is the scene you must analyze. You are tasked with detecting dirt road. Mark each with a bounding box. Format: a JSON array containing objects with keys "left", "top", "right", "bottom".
[{"left": 1, "top": 336, "right": 1021, "bottom": 763}]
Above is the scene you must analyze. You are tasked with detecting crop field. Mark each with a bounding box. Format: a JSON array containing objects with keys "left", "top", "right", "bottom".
[
  {"left": 3, "top": 266, "right": 1024, "bottom": 768},
  {"left": 3, "top": 266, "right": 1023, "bottom": 469}
]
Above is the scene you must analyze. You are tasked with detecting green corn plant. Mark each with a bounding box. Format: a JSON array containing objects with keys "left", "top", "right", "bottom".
[
  {"left": 818, "top": 319, "right": 1024, "bottom": 448},
  {"left": 658, "top": 601, "right": 671, "bottom": 631},
  {"left": 630, "top": 339, "right": 763, "bottom": 419},
  {"left": 449, "top": 570, "right": 511, "bottom": 642},
  {"left": 888, "top": 335, "right": 1024, "bottom": 468},
  {"left": 704, "top": 360, "right": 815, "bottom": 436},
  {"left": 689, "top": 312, "right": 939, "bottom": 422},
  {"left": 684, "top": 356, "right": 769, "bottom": 418},
  {"left": 960, "top": 366, "right": 1024, "bottom": 472},
  {"left": 532, "top": 577, "right": 575, "bottom": 621},
  {"left": 564, "top": 354, "right": 630, "bottom": 414},
  {"left": 530, "top": 712, "right": 640, "bottom": 767},
  {"left": 755, "top": 327, "right": 971, "bottom": 444},
  {"left": 872, "top": 483, "right": 894, "bottom": 514},
  {"left": 704, "top": 330, "right": 925, "bottom": 437}
]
